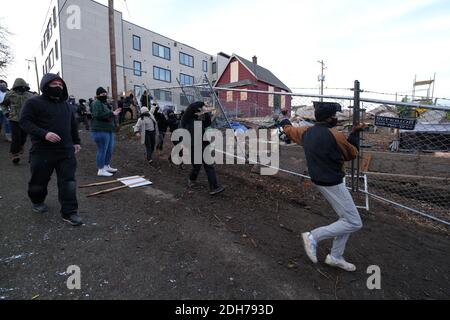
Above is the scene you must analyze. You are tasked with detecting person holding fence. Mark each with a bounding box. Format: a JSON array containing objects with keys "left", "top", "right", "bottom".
[{"left": 282, "top": 102, "right": 366, "bottom": 272}]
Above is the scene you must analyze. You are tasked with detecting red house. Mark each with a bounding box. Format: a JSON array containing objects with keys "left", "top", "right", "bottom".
[{"left": 214, "top": 54, "right": 292, "bottom": 118}]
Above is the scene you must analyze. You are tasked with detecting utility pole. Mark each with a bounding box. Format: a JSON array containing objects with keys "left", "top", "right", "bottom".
[
  {"left": 26, "top": 58, "right": 40, "bottom": 94},
  {"left": 108, "top": 0, "right": 118, "bottom": 110},
  {"left": 318, "top": 60, "right": 326, "bottom": 101}
]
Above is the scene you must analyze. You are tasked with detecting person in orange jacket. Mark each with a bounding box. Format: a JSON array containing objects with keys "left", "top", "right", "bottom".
[{"left": 282, "top": 102, "right": 366, "bottom": 272}]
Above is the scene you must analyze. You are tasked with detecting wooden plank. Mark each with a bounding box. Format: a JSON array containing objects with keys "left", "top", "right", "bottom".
[{"left": 79, "top": 176, "right": 144, "bottom": 188}]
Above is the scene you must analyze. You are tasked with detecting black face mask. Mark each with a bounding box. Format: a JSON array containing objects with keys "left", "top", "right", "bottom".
[
  {"left": 46, "top": 86, "right": 63, "bottom": 99},
  {"left": 0, "top": 86, "right": 7, "bottom": 93},
  {"left": 15, "top": 87, "right": 28, "bottom": 93},
  {"left": 98, "top": 96, "right": 108, "bottom": 103}
]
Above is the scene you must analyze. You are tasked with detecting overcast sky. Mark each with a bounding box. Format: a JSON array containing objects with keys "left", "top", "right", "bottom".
[{"left": 2, "top": 0, "right": 450, "bottom": 101}]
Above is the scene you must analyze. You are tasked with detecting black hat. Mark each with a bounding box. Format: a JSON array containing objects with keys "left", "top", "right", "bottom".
[
  {"left": 314, "top": 102, "right": 342, "bottom": 122},
  {"left": 96, "top": 87, "right": 107, "bottom": 96}
]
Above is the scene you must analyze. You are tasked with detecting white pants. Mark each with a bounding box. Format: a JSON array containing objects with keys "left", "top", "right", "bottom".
[{"left": 311, "top": 183, "right": 363, "bottom": 259}]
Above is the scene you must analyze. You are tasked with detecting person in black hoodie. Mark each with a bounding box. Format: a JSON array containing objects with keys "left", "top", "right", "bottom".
[
  {"left": 154, "top": 105, "right": 168, "bottom": 155},
  {"left": 181, "top": 101, "right": 225, "bottom": 196},
  {"left": 167, "top": 110, "right": 184, "bottom": 168},
  {"left": 20, "top": 73, "right": 83, "bottom": 227}
]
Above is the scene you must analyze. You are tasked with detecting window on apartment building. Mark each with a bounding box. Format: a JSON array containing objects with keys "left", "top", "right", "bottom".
[
  {"left": 202, "top": 60, "right": 208, "bottom": 73},
  {"left": 133, "top": 61, "right": 142, "bottom": 76},
  {"left": 49, "top": 49, "right": 55, "bottom": 69},
  {"left": 180, "top": 94, "right": 194, "bottom": 106},
  {"left": 47, "top": 19, "right": 53, "bottom": 40},
  {"left": 179, "top": 52, "right": 194, "bottom": 68},
  {"left": 240, "top": 91, "right": 248, "bottom": 101},
  {"left": 153, "top": 66, "right": 171, "bottom": 83},
  {"left": 55, "top": 40, "right": 59, "bottom": 60},
  {"left": 154, "top": 89, "right": 172, "bottom": 102},
  {"left": 133, "top": 35, "right": 141, "bottom": 51},
  {"left": 152, "top": 43, "right": 171, "bottom": 60},
  {"left": 45, "top": 57, "right": 50, "bottom": 74},
  {"left": 179, "top": 73, "right": 194, "bottom": 86},
  {"left": 212, "top": 62, "right": 217, "bottom": 74},
  {"left": 53, "top": 7, "right": 57, "bottom": 27}
]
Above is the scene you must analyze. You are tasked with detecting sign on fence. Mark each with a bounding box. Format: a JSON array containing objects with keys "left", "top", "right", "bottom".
[{"left": 374, "top": 116, "right": 416, "bottom": 130}]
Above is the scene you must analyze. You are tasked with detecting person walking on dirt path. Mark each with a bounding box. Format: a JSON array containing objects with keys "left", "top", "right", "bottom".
[
  {"left": 19, "top": 73, "right": 83, "bottom": 227},
  {"left": 91, "top": 87, "right": 122, "bottom": 177},
  {"left": 77, "top": 99, "right": 90, "bottom": 131},
  {"left": 1, "top": 78, "right": 34, "bottom": 164},
  {"left": 282, "top": 102, "right": 366, "bottom": 272},
  {"left": 0, "top": 80, "right": 12, "bottom": 142},
  {"left": 154, "top": 105, "right": 168, "bottom": 156},
  {"left": 133, "top": 107, "right": 159, "bottom": 164},
  {"left": 167, "top": 110, "right": 184, "bottom": 169},
  {"left": 181, "top": 101, "right": 225, "bottom": 196}
]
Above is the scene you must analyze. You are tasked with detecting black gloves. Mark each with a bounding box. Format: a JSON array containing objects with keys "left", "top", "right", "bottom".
[{"left": 279, "top": 119, "right": 292, "bottom": 128}]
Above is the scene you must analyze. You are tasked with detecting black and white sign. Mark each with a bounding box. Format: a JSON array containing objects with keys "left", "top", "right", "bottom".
[{"left": 374, "top": 116, "right": 416, "bottom": 130}]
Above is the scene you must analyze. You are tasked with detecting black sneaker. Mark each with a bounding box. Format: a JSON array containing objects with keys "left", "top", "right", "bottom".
[
  {"left": 32, "top": 203, "right": 49, "bottom": 214},
  {"left": 62, "top": 214, "right": 83, "bottom": 227},
  {"left": 210, "top": 186, "right": 225, "bottom": 196},
  {"left": 188, "top": 179, "right": 197, "bottom": 188}
]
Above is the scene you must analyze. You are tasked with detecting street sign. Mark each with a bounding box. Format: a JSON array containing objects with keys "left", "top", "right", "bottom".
[{"left": 374, "top": 116, "right": 417, "bottom": 130}]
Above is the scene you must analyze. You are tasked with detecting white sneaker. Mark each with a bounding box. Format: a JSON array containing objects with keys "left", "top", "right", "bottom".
[
  {"left": 98, "top": 169, "right": 113, "bottom": 177},
  {"left": 302, "top": 232, "right": 318, "bottom": 264},
  {"left": 104, "top": 165, "right": 118, "bottom": 173},
  {"left": 325, "top": 255, "right": 356, "bottom": 272}
]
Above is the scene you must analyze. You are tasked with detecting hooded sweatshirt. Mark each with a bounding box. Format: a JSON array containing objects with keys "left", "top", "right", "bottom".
[
  {"left": 1, "top": 78, "right": 33, "bottom": 122},
  {"left": 181, "top": 101, "right": 212, "bottom": 151},
  {"left": 20, "top": 73, "right": 80, "bottom": 152}
]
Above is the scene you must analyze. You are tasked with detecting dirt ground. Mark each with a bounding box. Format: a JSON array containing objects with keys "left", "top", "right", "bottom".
[{"left": 0, "top": 128, "right": 449, "bottom": 300}]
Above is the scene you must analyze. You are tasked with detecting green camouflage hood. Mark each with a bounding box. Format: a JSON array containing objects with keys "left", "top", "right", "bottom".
[{"left": 12, "top": 78, "right": 30, "bottom": 91}]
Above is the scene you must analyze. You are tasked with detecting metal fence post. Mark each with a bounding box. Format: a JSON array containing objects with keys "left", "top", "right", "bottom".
[{"left": 352, "top": 80, "right": 361, "bottom": 192}]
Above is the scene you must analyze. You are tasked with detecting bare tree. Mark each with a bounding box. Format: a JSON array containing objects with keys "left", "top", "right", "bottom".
[{"left": 0, "top": 22, "right": 13, "bottom": 77}]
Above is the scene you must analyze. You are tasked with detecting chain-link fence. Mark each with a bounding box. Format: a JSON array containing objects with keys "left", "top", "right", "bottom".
[{"left": 147, "top": 77, "right": 450, "bottom": 227}]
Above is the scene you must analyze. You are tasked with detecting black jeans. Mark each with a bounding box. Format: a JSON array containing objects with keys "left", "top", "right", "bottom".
[
  {"left": 28, "top": 149, "right": 78, "bottom": 217},
  {"left": 10, "top": 120, "right": 27, "bottom": 156},
  {"left": 189, "top": 148, "right": 219, "bottom": 190},
  {"left": 190, "top": 163, "right": 219, "bottom": 190},
  {"left": 78, "top": 115, "right": 90, "bottom": 130},
  {"left": 157, "top": 132, "right": 166, "bottom": 151},
  {"left": 144, "top": 130, "right": 156, "bottom": 161}
]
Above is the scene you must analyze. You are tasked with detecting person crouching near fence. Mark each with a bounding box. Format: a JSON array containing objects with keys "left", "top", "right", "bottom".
[
  {"left": 133, "top": 107, "right": 159, "bottom": 164},
  {"left": 281, "top": 102, "right": 366, "bottom": 272}
]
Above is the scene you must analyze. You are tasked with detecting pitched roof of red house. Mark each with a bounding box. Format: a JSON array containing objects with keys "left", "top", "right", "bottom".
[{"left": 216, "top": 54, "right": 292, "bottom": 93}]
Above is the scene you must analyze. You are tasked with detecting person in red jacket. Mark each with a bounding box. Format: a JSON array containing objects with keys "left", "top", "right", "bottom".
[{"left": 282, "top": 102, "right": 366, "bottom": 272}]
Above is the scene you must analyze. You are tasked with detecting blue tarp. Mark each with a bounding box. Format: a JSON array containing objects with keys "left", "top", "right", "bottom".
[{"left": 230, "top": 122, "right": 249, "bottom": 133}]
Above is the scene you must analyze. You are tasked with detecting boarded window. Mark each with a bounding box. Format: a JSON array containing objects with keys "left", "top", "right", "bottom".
[
  {"left": 230, "top": 61, "right": 239, "bottom": 83},
  {"left": 227, "top": 91, "right": 233, "bottom": 102},
  {"left": 268, "top": 86, "right": 274, "bottom": 107},
  {"left": 240, "top": 91, "right": 248, "bottom": 101}
]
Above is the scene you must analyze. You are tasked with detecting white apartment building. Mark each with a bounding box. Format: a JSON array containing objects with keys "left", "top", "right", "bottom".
[{"left": 38, "top": 0, "right": 228, "bottom": 110}]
